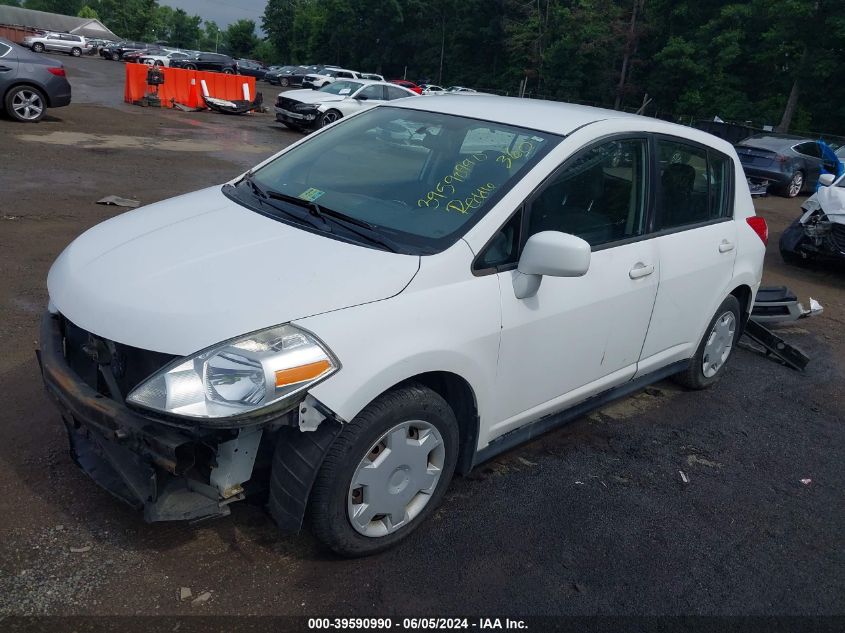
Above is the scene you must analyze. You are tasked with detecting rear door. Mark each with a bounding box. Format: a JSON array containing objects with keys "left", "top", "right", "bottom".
[
  {"left": 795, "top": 142, "right": 822, "bottom": 186},
  {"left": 637, "top": 136, "right": 737, "bottom": 375},
  {"left": 44, "top": 34, "right": 63, "bottom": 52},
  {"left": 0, "top": 41, "right": 18, "bottom": 92}
]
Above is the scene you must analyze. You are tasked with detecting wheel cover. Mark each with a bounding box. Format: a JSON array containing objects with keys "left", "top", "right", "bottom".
[
  {"left": 702, "top": 311, "right": 736, "bottom": 378},
  {"left": 347, "top": 420, "right": 445, "bottom": 537},
  {"left": 322, "top": 111, "right": 339, "bottom": 126},
  {"left": 789, "top": 173, "right": 803, "bottom": 196},
  {"left": 11, "top": 90, "right": 43, "bottom": 120}
]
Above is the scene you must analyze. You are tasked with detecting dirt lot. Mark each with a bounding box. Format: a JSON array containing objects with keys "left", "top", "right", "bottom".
[{"left": 0, "top": 56, "right": 843, "bottom": 620}]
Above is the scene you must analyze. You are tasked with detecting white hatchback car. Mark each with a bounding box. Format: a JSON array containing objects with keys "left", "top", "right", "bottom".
[{"left": 40, "top": 96, "right": 766, "bottom": 556}]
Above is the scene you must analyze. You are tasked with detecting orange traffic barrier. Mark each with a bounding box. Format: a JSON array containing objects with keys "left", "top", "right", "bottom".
[{"left": 124, "top": 63, "right": 257, "bottom": 109}]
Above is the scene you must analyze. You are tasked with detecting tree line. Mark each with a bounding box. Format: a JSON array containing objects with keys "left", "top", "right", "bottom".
[{"left": 3, "top": 0, "right": 843, "bottom": 134}]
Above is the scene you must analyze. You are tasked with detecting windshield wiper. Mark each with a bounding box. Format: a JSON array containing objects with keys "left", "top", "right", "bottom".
[
  {"left": 262, "top": 188, "right": 402, "bottom": 253},
  {"left": 237, "top": 174, "right": 401, "bottom": 253},
  {"left": 236, "top": 173, "right": 330, "bottom": 231}
]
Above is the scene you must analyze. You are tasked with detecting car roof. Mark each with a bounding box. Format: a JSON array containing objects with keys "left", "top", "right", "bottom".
[
  {"left": 388, "top": 95, "right": 648, "bottom": 135},
  {"left": 739, "top": 133, "right": 813, "bottom": 149}
]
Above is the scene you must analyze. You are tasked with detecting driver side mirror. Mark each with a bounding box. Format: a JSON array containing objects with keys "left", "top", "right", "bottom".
[
  {"left": 819, "top": 173, "right": 836, "bottom": 187},
  {"left": 355, "top": 94, "right": 368, "bottom": 101},
  {"left": 513, "top": 231, "right": 591, "bottom": 299}
]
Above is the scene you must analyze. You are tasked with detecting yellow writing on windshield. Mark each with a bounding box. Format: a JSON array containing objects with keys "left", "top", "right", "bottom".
[
  {"left": 417, "top": 153, "right": 489, "bottom": 208},
  {"left": 496, "top": 141, "right": 535, "bottom": 170},
  {"left": 445, "top": 183, "right": 496, "bottom": 215}
]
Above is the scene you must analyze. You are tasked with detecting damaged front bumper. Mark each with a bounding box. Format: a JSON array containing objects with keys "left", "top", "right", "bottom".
[
  {"left": 37, "top": 312, "right": 281, "bottom": 522},
  {"left": 780, "top": 207, "right": 845, "bottom": 262}
]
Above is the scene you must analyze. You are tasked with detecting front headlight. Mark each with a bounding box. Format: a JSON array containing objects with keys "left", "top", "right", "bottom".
[
  {"left": 294, "top": 102, "right": 318, "bottom": 111},
  {"left": 127, "top": 324, "right": 339, "bottom": 421}
]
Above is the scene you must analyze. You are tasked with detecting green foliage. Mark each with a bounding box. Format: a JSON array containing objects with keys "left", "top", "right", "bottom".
[
  {"left": 222, "top": 19, "right": 259, "bottom": 59},
  {"left": 77, "top": 4, "right": 98, "bottom": 19}
]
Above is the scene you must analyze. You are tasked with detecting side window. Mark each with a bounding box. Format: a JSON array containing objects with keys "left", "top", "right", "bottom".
[
  {"left": 386, "top": 85, "right": 410, "bottom": 100},
  {"left": 655, "top": 140, "right": 709, "bottom": 230},
  {"left": 708, "top": 152, "right": 733, "bottom": 220},
  {"left": 797, "top": 142, "right": 821, "bottom": 158},
  {"left": 358, "top": 85, "right": 385, "bottom": 101},
  {"left": 526, "top": 138, "right": 648, "bottom": 247},
  {"left": 475, "top": 210, "right": 522, "bottom": 271},
  {"left": 0, "top": 42, "right": 10, "bottom": 56}
]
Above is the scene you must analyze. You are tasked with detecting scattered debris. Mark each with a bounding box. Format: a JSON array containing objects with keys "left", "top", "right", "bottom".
[
  {"left": 179, "top": 587, "right": 192, "bottom": 602},
  {"left": 517, "top": 456, "right": 537, "bottom": 467},
  {"left": 2, "top": 215, "right": 20, "bottom": 220},
  {"left": 191, "top": 591, "right": 212, "bottom": 606},
  {"left": 575, "top": 480, "right": 584, "bottom": 485},
  {"left": 679, "top": 470, "right": 689, "bottom": 484},
  {"left": 686, "top": 455, "right": 723, "bottom": 469},
  {"left": 96, "top": 195, "right": 140, "bottom": 208},
  {"left": 741, "top": 319, "right": 810, "bottom": 372},
  {"left": 69, "top": 545, "right": 92, "bottom": 553},
  {"left": 800, "top": 478, "right": 812, "bottom": 486}
]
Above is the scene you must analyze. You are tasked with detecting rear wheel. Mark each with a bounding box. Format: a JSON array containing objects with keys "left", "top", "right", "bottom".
[
  {"left": 70, "top": 47, "right": 81, "bottom": 57},
  {"left": 32, "top": 43, "right": 44, "bottom": 53},
  {"left": 674, "top": 295, "right": 741, "bottom": 390},
  {"left": 184, "top": 63, "right": 197, "bottom": 70},
  {"left": 783, "top": 171, "right": 804, "bottom": 198},
  {"left": 308, "top": 384, "right": 459, "bottom": 557},
  {"left": 154, "top": 60, "right": 164, "bottom": 67},
  {"left": 280, "top": 77, "right": 290, "bottom": 87},
  {"left": 222, "top": 68, "right": 233, "bottom": 74},
  {"left": 5, "top": 85, "right": 46, "bottom": 122},
  {"left": 111, "top": 52, "right": 120, "bottom": 61}
]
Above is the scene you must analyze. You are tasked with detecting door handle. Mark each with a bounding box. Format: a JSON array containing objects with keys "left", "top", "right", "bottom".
[
  {"left": 0, "top": 65, "right": 11, "bottom": 72},
  {"left": 718, "top": 240, "right": 735, "bottom": 253},
  {"left": 629, "top": 263, "right": 655, "bottom": 279}
]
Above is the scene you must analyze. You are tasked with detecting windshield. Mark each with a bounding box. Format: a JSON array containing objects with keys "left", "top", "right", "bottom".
[
  {"left": 320, "top": 80, "right": 363, "bottom": 95},
  {"left": 241, "top": 106, "right": 560, "bottom": 254}
]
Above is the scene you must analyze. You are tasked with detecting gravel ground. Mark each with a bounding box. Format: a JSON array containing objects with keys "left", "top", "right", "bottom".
[{"left": 0, "top": 55, "right": 843, "bottom": 620}]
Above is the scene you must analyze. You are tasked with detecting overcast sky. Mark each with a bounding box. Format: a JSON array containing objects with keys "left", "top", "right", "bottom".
[{"left": 160, "top": 0, "right": 267, "bottom": 29}]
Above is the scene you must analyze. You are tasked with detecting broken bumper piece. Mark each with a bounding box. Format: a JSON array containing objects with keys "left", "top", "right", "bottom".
[{"left": 37, "top": 312, "right": 265, "bottom": 522}]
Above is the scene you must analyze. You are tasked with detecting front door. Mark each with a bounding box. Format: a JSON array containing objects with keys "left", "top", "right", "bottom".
[{"left": 484, "top": 137, "right": 659, "bottom": 441}]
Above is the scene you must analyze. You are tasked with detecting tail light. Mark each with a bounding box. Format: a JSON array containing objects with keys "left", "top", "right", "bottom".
[
  {"left": 47, "top": 67, "right": 66, "bottom": 77},
  {"left": 747, "top": 216, "right": 768, "bottom": 246}
]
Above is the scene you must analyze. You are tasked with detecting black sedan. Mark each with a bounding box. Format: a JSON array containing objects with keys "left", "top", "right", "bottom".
[
  {"left": 235, "top": 59, "right": 267, "bottom": 80},
  {"left": 0, "top": 37, "right": 71, "bottom": 122},
  {"left": 265, "top": 65, "right": 317, "bottom": 87},
  {"left": 736, "top": 134, "right": 837, "bottom": 198},
  {"left": 170, "top": 53, "right": 237, "bottom": 74},
  {"left": 102, "top": 41, "right": 150, "bottom": 61}
]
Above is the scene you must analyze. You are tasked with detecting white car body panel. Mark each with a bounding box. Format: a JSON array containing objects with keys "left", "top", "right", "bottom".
[
  {"left": 801, "top": 175, "right": 845, "bottom": 222},
  {"left": 47, "top": 187, "right": 419, "bottom": 355},
  {"left": 47, "top": 96, "right": 764, "bottom": 457}
]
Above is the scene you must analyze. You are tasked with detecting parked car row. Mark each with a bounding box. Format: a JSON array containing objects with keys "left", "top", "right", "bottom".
[{"left": 21, "top": 31, "right": 88, "bottom": 57}]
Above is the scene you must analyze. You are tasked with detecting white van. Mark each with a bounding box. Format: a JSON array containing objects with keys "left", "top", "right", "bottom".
[{"left": 39, "top": 96, "right": 766, "bottom": 556}]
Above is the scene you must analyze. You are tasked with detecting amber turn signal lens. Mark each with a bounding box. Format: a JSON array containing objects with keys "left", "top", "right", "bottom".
[{"left": 275, "top": 359, "right": 331, "bottom": 388}]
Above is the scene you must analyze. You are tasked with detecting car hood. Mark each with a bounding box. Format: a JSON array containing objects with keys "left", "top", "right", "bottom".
[
  {"left": 802, "top": 184, "right": 845, "bottom": 223},
  {"left": 281, "top": 89, "right": 346, "bottom": 105},
  {"left": 48, "top": 186, "right": 420, "bottom": 356}
]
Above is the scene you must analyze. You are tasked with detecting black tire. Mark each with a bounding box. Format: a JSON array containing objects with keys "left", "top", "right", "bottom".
[
  {"left": 308, "top": 384, "right": 459, "bottom": 557},
  {"left": 781, "top": 171, "right": 804, "bottom": 198},
  {"left": 154, "top": 60, "right": 164, "bottom": 67},
  {"left": 674, "top": 295, "right": 742, "bottom": 390},
  {"left": 280, "top": 77, "right": 289, "bottom": 87},
  {"left": 32, "top": 43, "right": 44, "bottom": 53},
  {"left": 320, "top": 109, "right": 342, "bottom": 127},
  {"left": 71, "top": 47, "right": 81, "bottom": 57},
  {"left": 184, "top": 63, "right": 197, "bottom": 70},
  {"left": 4, "top": 85, "right": 47, "bottom": 122},
  {"left": 111, "top": 52, "right": 120, "bottom": 61},
  {"left": 222, "top": 68, "right": 233, "bottom": 74}
]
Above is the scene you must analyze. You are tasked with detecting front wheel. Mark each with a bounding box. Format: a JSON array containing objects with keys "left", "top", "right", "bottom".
[
  {"left": 320, "top": 109, "right": 342, "bottom": 127},
  {"left": 308, "top": 384, "right": 459, "bottom": 557},
  {"left": 222, "top": 68, "right": 233, "bottom": 74},
  {"left": 279, "top": 77, "right": 289, "bottom": 87},
  {"left": 111, "top": 52, "right": 120, "bottom": 61},
  {"left": 674, "top": 295, "right": 741, "bottom": 390},
  {"left": 32, "top": 43, "right": 44, "bottom": 53}
]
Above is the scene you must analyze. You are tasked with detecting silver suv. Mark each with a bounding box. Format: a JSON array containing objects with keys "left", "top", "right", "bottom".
[{"left": 23, "top": 32, "right": 86, "bottom": 57}]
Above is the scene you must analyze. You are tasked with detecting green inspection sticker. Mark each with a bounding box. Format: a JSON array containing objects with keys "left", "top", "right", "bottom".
[{"left": 298, "top": 187, "right": 326, "bottom": 202}]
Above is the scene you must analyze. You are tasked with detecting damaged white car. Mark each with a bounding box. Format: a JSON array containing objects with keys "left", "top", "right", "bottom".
[
  {"left": 780, "top": 172, "right": 845, "bottom": 264},
  {"left": 38, "top": 97, "right": 764, "bottom": 556}
]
